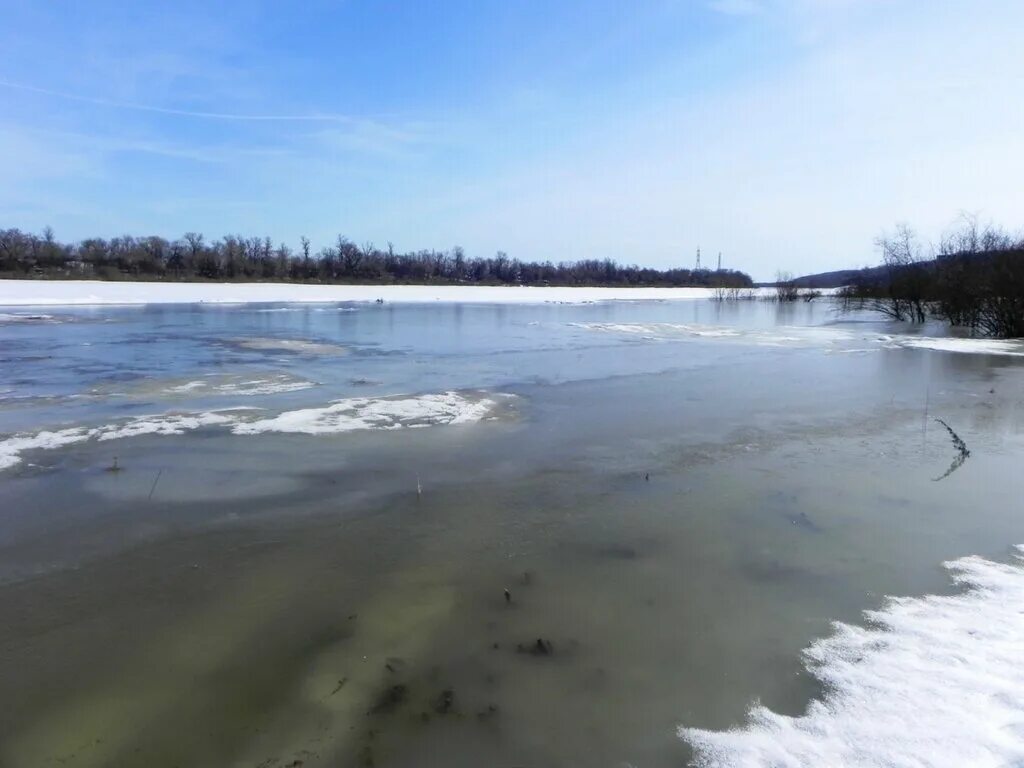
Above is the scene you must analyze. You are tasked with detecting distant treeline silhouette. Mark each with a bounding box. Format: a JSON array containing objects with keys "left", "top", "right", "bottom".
[
  {"left": 839, "top": 217, "right": 1024, "bottom": 338},
  {"left": 0, "top": 228, "right": 753, "bottom": 289}
]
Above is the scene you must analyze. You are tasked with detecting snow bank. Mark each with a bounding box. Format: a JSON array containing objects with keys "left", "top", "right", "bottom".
[
  {"left": 681, "top": 547, "right": 1024, "bottom": 768},
  {"left": 0, "top": 280, "right": 733, "bottom": 306}
]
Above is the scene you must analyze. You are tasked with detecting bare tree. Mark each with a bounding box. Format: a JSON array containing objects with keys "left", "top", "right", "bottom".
[
  {"left": 1, "top": 226, "right": 758, "bottom": 290},
  {"left": 877, "top": 223, "right": 930, "bottom": 321},
  {"left": 774, "top": 271, "right": 800, "bottom": 302},
  {"left": 184, "top": 232, "right": 204, "bottom": 259}
]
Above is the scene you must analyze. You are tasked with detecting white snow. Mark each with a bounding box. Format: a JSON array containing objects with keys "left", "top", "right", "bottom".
[
  {"left": 681, "top": 546, "right": 1024, "bottom": 768},
  {"left": 0, "top": 280, "right": 736, "bottom": 306},
  {"left": 575, "top": 322, "right": 744, "bottom": 340},
  {"left": 232, "top": 391, "right": 511, "bottom": 435},
  {"left": 91, "top": 411, "right": 241, "bottom": 442},
  {"left": 576, "top": 322, "right": 1024, "bottom": 356},
  {"left": 0, "top": 392, "right": 512, "bottom": 470},
  {"left": 575, "top": 322, "right": 817, "bottom": 346},
  {"left": 205, "top": 375, "right": 316, "bottom": 396},
  {"left": 0, "top": 427, "right": 91, "bottom": 470},
  {"left": 895, "top": 336, "right": 1024, "bottom": 356},
  {"left": 0, "top": 410, "right": 253, "bottom": 470}
]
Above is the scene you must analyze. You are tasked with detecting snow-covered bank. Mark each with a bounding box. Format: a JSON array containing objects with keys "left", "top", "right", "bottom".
[
  {"left": 0, "top": 279, "right": 742, "bottom": 306},
  {"left": 681, "top": 546, "right": 1024, "bottom": 767}
]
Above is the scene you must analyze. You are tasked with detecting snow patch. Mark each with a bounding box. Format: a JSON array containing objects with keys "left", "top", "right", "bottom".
[
  {"left": 0, "top": 428, "right": 90, "bottom": 470},
  {"left": 91, "top": 411, "right": 240, "bottom": 442},
  {"left": 0, "top": 411, "right": 248, "bottom": 470},
  {"left": 577, "top": 322, "right": 1024, "bottom": 357},
  {"left": 681, "top": 546, "right": 1024, "bottom": 768},
  {"left": 576, "top": 322, "right": 807, "bottom": 346},
  {"left": 0, "top": 392, "right": 513, "bottom": 470},
  {"left": 894, "top": 336, "right": 1024, "bottom": 357},
  {"left": 233, "top": 391, "right": 512, "bottom": 435}
]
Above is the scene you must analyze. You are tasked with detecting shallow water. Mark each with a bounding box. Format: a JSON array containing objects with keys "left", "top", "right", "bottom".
[{"left": 1, "top": 299, "right": 1022, "bottom": 767}]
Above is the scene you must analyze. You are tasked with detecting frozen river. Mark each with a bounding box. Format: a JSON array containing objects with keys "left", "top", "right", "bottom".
[{"left": 1, "top": 290, "right": 1023, "bottom": 767}]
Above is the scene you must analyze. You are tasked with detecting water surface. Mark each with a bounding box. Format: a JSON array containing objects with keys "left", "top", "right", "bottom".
[{"left": 1, "top": 298, "right": 1022, "bottom": 767}]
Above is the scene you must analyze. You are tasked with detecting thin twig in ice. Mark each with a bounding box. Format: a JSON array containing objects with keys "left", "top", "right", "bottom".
[{"left": 148, "top": 469, "right": 163, "bottom": 501}]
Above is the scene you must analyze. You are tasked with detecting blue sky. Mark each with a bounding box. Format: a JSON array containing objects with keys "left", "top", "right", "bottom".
[{"left": 2, "top": 0, "right": 1023, "bottom": 279}]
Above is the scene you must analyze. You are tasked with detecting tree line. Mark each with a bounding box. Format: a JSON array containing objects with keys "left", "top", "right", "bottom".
[
  {"left": 0, "top": 228, "right": 753, "bottom": 289},
  {"left": 839, "top": 217, "right": 1024, "bottom": 338}
]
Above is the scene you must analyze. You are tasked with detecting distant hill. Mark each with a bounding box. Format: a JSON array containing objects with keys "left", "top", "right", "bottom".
[{"left": 791, "top": 264, "right": 889, "bottom": 288}]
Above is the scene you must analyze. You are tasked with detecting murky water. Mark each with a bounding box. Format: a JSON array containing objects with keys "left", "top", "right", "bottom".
[{"left": 1, "top": 299, "right": 1022, "bottom": 767}]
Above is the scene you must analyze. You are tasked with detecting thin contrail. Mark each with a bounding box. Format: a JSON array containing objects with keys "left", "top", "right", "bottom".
[{"left": 0, "top": 78, "right": 359, "bottom": 123}]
